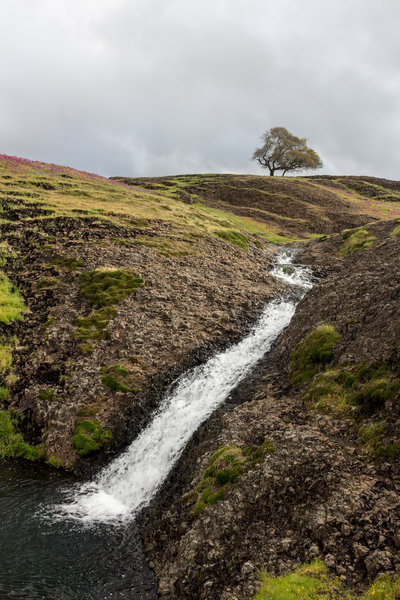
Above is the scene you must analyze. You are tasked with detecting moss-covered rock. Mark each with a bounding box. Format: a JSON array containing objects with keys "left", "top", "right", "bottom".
[
  {"left": 72, "top": 419, "right": 113, "bottom": 456},
  {"left": 79, "top": 268, "right": 143, "bottom": 307},
  {"left": 289, "top": 325, "right": 341, "bottom": 385},
  {"left": 74, "top": 306, "right": 116, "bottom": 341},
  {"left": 188, "top": 441, "right": 274, "bottom": 516},
  {"left": 101, "top": 364, "right": 133, "bottom": 393}
]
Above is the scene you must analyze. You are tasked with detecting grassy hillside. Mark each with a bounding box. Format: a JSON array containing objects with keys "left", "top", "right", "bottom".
[
  {"left": 0, "top": 155, "right": 298, "bottom": 245},
  {"left": 113, "top": 173, "right": 400, "bottom": 239}
]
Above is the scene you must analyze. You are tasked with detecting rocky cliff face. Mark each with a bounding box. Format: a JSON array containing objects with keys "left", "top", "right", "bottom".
[{"left": 142, "top": 219, "right": 400, "bottom": 599}]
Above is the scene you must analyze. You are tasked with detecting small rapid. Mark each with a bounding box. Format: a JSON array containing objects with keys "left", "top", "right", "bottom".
[{"left": 56, "top": 248, "right": 313, "bottom": 524}]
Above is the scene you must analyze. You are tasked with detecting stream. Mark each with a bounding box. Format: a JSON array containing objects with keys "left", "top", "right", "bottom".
[{"left": 0, "top": 248, "right": 313, "bottom": 599}]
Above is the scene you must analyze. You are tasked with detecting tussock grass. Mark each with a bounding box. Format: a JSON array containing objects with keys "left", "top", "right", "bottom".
[
  {"left": 338, "top": 229, "right": 376, "bottom": 255},
  {"left": 289, "top": 325, "right": 341, "bottom": 385},
  {"left": 253, "top": 560, "right": 400, "bottom": 600},
  {"left": 0, "top": 273, "right": 27, "bottom": 323},
  {"left": 0, "top": 410, "right": 43, "bottom": 460},
  {"left": 303, "top": 363, "right": 400, "bottom": 417}
]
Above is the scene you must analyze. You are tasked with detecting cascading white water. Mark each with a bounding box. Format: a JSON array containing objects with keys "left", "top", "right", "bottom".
[{"left": 57, "top": 249, "right": 313, "bottom": 524}]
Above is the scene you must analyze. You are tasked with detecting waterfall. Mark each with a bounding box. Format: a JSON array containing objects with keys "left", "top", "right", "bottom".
[{"left": 57, "top": 248, "right": 313, "bottom": 524}]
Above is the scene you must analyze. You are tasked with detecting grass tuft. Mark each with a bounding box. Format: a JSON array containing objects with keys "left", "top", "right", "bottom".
[
  {"left": 214, "top": 229, "right": 249, "bottom": 251},
  {"left": 0, "top": 410, "right": 43, "bottom": 460},
  {"left": 338, "top": 229, "right": 376, "bottom": 255},
  {"left": 359, "top": 421, "right": 400, "bottom": 460},
  {"left": 303, "top": 363, "right": 400, "bottom": 417},
  {"left": 289, "top": 325, "right": 341, "bottom": 385},
  {"left": 0, "top": 273, "right": 28, "bottom": 322}
]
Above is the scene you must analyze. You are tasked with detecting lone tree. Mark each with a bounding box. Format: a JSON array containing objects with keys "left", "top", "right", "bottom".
[{"left": 252, "top": 127, "right": 323, "bottom": 176}]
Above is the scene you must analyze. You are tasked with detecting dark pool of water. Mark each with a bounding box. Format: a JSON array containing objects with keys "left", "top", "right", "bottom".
[{"left": 0, "top": 460, "right": 156, "bottom": 600}]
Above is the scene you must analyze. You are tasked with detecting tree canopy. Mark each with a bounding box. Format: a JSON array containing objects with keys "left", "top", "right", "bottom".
[{"left": 252, "top": 127, "right": 323, "bottom": 176}]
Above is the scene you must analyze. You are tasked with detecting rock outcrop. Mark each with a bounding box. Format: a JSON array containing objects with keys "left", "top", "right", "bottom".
[{"left": 142, "top": 219, "right": 400, "bottom": 599}]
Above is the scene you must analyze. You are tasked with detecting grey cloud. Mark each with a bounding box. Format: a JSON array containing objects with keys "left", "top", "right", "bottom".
[{"left": 0, "top": 0, "right": 399, "bottom": 178}]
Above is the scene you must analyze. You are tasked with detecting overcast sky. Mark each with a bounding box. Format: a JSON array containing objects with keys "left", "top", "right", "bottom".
[{"left": 1, "top": 0, "right": 399, "bottom": 178}]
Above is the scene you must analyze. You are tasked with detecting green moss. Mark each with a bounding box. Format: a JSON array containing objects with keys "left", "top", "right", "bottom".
[
  {"left": 0, "top": 410, "right": 43, "bottom": 460},
  {"left": 0, "top": 273, "right": 28, "bottom": 323},
  {"left": 101, "top": 365, "right": 133, "bottom": 393},
  {"left": 214, "top": 229, "right": 249, "bottom": 251},
  {"left": 47, "top": 455, "right": 62, "bottom": 468},
  {"left": 187, "top": 439, "right": 275, "bottom": 514},
  {"left": 0, "top": 344, "right": 13, "bottom": 373},
  {"left": 72, "top": 419, "right": 113, "bottom": 456},
  {"left": 338, "top": 229, "right": 376, "bottom": 255},
  {"left": 79, "top": 268, "right": 143, "bottom": 307},
  {"left": 74, "top": 306, "right": 117, "bottom": 341},
  {"left": 77, "top": 405, "right": 98, "bottom": 417},
  {"left": 52, "top": 254, "right": 83, "bottom": 270},
  {"left": 38, "top": 388, "right": 56, "bottom": 402},
  {"left": 192, "top": 446, "right": 244, "bottom": 515},
  {"left": 37, "top": 276, "right": 58, "bottom": 289},
  {"left": 289, "top": 325, "right": 341, "bottom": 385}
]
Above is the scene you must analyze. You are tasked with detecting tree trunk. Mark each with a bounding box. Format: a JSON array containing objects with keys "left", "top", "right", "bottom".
[{"left": 269, "top": 168, "right": 275, "bottom": 176}]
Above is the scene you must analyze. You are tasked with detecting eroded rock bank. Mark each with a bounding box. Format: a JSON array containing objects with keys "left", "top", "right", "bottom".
[
  {"left": 142, "top": 219, "right": 400, "bottom": 599},
  {"left": 1, "top": 198, "right": 284, "bottom": 471}
]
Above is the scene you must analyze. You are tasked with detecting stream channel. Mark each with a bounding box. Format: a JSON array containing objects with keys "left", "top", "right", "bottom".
[{"left": 0, "top": 249, "right": 313, "bottom": 599}]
